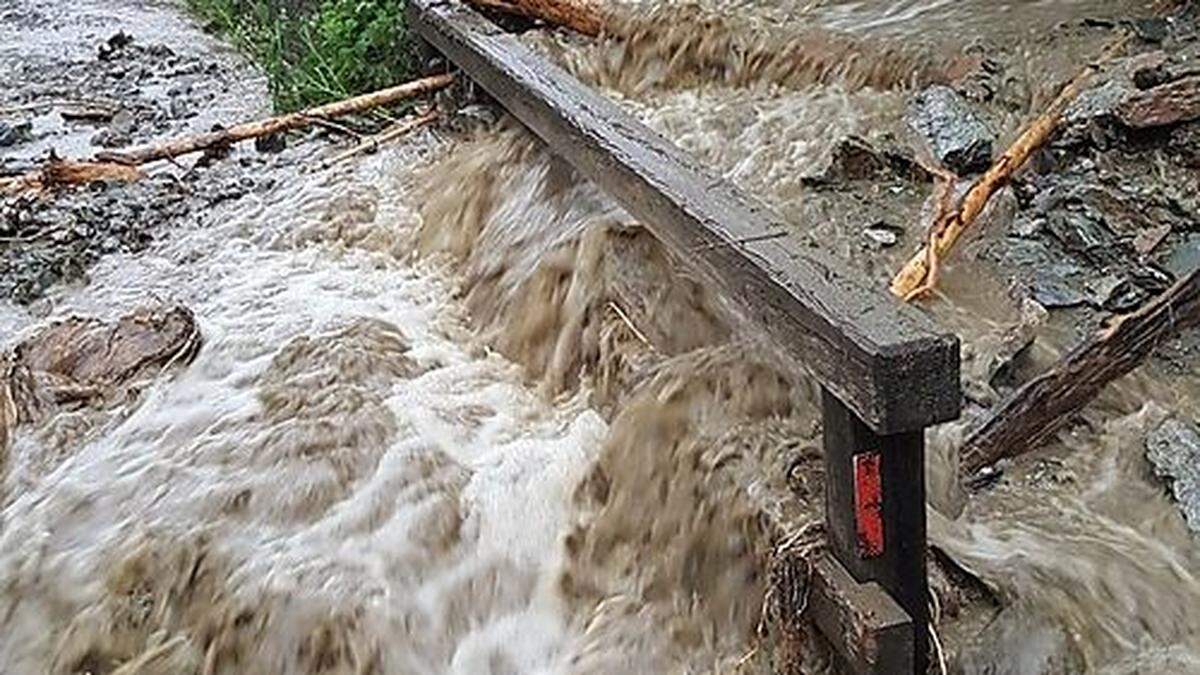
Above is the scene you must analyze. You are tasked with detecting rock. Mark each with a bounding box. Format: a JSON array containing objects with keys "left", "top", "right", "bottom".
[
  {"left": 90, "top": 127, "right": 131, "bottom": 148},
  {"left": 863, "top": 221, "right": 903, "bottom": 248},
  {"left": 1129, "top": 52, "right": 1172, "bottom": 90},
  {"left": 98, "top": 30, "right": 134, "bottom": 61},
  {"left": 1086, "top": 274, "right": 1148, "bottom": 313},
  {"left": 1163, "top": 233, "right": 1200, "bottom": 278},
  {"left": 254, "top": 132, "right": 287, "bottom": 154},
  {"left": 803, "top": 135, "right": 931, "bottom": 186},
  {"left": 1045, "top": 208, "right": 1117, "bottom": 264},
  {"left": 1146, "top": 417, "right": 1200, "bottom": 534},
  {"left": 1, "top": 305, "right": 201, "bottom": 445},
  {"left": 1134, "top": 223, "right": 1172, "bottom": 255},
  {"left": 1030, "top": 266, "right": 1088, "bottom": 308},
  {"left": 0, "top": 120, "right": 32, "bottom": 147},
  {"left": 1118, "top": 76, "right": 1200, "bottom": 129},
  {"left": 906, "top": 85, "right": 995, "bottom": 174}
]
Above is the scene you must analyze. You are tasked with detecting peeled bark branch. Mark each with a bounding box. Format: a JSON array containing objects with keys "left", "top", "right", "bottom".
[
  {"left": 890, "top": 36, "right": 1128, "bottom": 300},
  {"left": 961, "top": 268, "right": 1200, "bottom": 475},
  {"left": 96, "top": 73, "right": 454, "bottom": 166}
]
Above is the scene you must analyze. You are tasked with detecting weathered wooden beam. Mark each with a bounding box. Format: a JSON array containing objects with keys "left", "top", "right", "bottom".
[
  {"left": 822, "top": 389, "right": 928, "bottom": 672},
  {"left": 408, "top": 0, "right": 961, "bottom": 434},
  {"left": 963, "top": 267, "right": 1200, "bottom": 474},
  {"left": 807, "top": 553, "right": 915, "bottom": 674}
]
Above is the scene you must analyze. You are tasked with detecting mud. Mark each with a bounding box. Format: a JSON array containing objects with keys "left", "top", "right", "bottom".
[{"left": 0, "top": 1, "right": 281, "bottom": 306}]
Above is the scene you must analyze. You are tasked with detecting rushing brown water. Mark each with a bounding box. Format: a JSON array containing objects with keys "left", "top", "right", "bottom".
[{"left": 2, "top": 0, "right": 1197, "bottom": 673}]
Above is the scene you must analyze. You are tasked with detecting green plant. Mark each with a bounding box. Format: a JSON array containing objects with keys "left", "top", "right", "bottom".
[{"left": 185, "top": 0, "right": 415, "bottom": 112}]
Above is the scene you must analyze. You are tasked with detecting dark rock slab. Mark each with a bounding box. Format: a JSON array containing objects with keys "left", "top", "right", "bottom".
[
  {"left": 906, "top": 85, "right": 995, "bottom": 174},
  {"left": 0, "top": 120, "right": 32, "bottom": 147},
  {"left": 1146, "top": 417, "right": 1200, "bottom": 534},
  {"left": 1031, "top": 265, "right": 1089, "bottom": 308},
  {"left": 803, "top": 135, "right": 931, "bottom": 186},
  {"left": 1119, "top": 76, "right": 1200, "bottom": 128}
]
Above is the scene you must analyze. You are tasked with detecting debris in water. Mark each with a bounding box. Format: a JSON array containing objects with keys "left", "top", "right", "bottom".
[
  {"left": 804, "top": 135, "right": 931, "bottom": 186},
  {"left": 864, "top": 222, "right": 903, "bottom": 248},
  {"left": 0, "top": 305, "right": 201, "bottom": 446},
  {"left": 1146, "top": 417, "right": 1200, "bottom": 534}
]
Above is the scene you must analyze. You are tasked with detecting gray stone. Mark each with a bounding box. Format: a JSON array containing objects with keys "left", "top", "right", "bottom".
[
  {"left": 1030, "top": 266, "right": 1088, "bottom": 308},
  {"left": 906, "top": 85, "right": 995, "bottom": 174},
  {"left": 0, "top": 120, "right": 32, "bottom": 147},
  {"left": 1146, "top": 417, "right": 1200, "bottom": 535}
]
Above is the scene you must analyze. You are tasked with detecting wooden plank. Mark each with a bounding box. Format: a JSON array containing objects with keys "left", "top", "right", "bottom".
[
  {"left": 822, "top": 389, "right": 928, "bottom": 672},
  {"left": 807, "top": 552, "right": 915, "bottom": 674},
  {"left": 408, "top": 0, "right": 961, "bottom": 434},
  {"left": 963, "top": 268, "right": 1200, "bottom": 474}
]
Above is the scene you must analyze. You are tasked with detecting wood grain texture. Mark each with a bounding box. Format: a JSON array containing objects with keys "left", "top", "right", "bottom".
[
  {"left": 409, "top": 0, "right": 961, "bottom": 433},
  {"left": 963, "top": 268, "right": 1200, "bottom": 474}
]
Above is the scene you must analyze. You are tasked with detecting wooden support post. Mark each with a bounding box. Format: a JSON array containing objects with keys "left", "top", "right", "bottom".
[{"left": 823, "top": 388, "right": 928, "bottom": 674}]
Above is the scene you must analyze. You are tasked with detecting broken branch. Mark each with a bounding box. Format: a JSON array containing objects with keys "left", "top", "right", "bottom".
[
  {"left": 961, "top": 267, "right": 1200, "bottom": 476},
  {"left": 96, "top": 73, "right": 454, "bottom": 166},
  {"left": 321, "top": 108, "right": 440, "bottom": 168},
  {"left": 0, "top": 158, "right": 144, "bottom": 197},
  {"left": 890, "top": 36, "right": 1129, "bottom": 300}
]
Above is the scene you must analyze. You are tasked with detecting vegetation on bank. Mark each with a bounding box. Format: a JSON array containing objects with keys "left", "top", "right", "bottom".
[{"left": 185, "top": 0, "right": 416, "bottom": 111}]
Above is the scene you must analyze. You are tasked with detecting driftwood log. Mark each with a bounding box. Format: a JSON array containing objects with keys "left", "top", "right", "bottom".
[
  {"left": 466, "top": 0, "right": 605, "bottom": 35},
  {"left": 0, "top": 158, "right": 144, "bottom": 196},
  {"left": 96, "top": 73, "right": 454, "bottom": 166},
  {"left": 961, "top": 268, "right": 1200, "bottom": 475}
]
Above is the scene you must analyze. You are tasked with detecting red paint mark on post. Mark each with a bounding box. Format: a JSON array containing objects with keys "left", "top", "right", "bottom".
[{"left": 854, "top": 452, "right": 885, "bottom": 558}]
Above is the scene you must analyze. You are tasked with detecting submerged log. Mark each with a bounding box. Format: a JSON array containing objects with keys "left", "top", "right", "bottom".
[
  {"left": 961, "top": 268, "right": 1200, "bottom": 475},
  {"left": 96, "top": 73, "right": 454, "bottom": 166}
]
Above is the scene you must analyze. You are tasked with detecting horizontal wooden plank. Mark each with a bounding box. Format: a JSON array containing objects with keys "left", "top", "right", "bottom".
[
  {"left": 808, "top": 553, "right": 916, "bottom": 674},
  {"left": 409, "top": 0, "right": 961, "bottom": 433}
]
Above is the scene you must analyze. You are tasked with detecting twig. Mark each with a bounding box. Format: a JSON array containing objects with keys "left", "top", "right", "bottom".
[
  {"left": 300, "top": 114, "right": 364, "bottom": 140},
  {"left": 606, "top": 301, "right": 651, "bottom": 347},
  {"left": 320, "top": 109, "right": 440, "bottom": 169}
]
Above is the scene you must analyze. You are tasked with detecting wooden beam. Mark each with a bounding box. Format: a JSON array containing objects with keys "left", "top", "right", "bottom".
[
  {"left": 963, "top": 268, "right": 1200, "bottom": 474},
  {"left": 807, "top": 552, "right": 915, "bottom": 674},
  {"left": 408, "top": 0, "right": 961, "bottom": 434},
  {"left": 822, "top": 389, "right": 928, "bottom": 672}
]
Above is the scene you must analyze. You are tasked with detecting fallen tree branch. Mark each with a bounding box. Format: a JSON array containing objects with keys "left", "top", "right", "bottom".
[
  {"left": 0, "top": 158, "right": 144, "bottom": 197},
  {"left": 96, "top": 73, "right": 454, "bottom": 166},
  {"left": 321, "top": 108, "right": 440, "bottom": 169},
  {"left": 890, "top": 36, "right": 1129, "bottom": 301},
  {"left": 466, "top": 0, "right": 606, "bottom": 35},
  {"left": 961, "top": 267, "right": 1200, "bottom": 476}
]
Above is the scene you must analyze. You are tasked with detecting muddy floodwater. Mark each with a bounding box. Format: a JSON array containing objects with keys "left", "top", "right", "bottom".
[{"left": 2, "top": 0, "right": 1199, "bottom": 674}]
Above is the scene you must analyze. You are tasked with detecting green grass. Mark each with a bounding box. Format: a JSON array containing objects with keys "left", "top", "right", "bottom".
[{"left": 186, "top": 0, "right": 416, "bottom": 112}]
